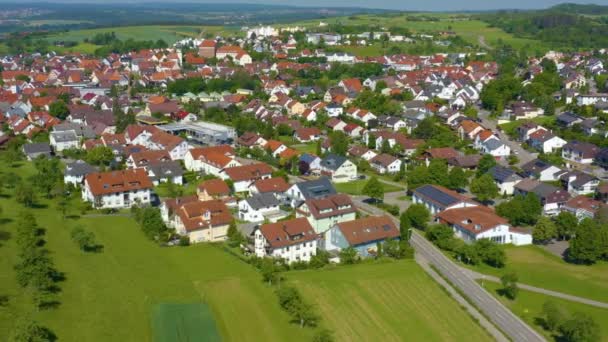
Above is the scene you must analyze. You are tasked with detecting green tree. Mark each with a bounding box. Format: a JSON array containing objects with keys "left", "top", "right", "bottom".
[
  {"left": 568, "top": 219, "right": 603, "bottom": 264},
  {"left": 85, "top": 146, "right": 115, "bottom": 167},
  {"left": 476, "top": 154, "right": 497, "bottom": 177},
  {"left": 532, "top": 216, "right": 557, "bottom": 244},
  {"left": 560, "top": 313, "right": 600, "bottom": 342},
  {"left": 428, "top": 159, "right": 449, "bottom": 187},
  {"left": 448, "top": 166, "right": 468, "bottom": 190},
  {"left": 260, "top": 258, "right": 280, "bottom": 285},
  {"left": 380, "top": 139, "right": 391, "bottom": 154},
  {"left": 426, "top": 224, "right": 457, "bottom": 251},
  {"left": 500, "top": 272, "right": 519, "bottom": 300},
  {"left": 70, "top": 226, "right": 97, "bottom": 252},
  {"left": 554, "top": 211, "right": 577, "bottom": 241},
  {"left": 470, "top": 174, "right": 499, "bottom": 203},
  {"left": 403, "top": 204, "right": 431, "bottom": 230},
  {"left": 9, "top": 318, "right": 54, "bottom": 342},
  {"left": 339, "top": 247, "right": 359, "bottom": 264},
  {"left": 14, "top": 183, "right": 35, "bottom": 207},
  {"left": 312, "top": 329, "right": 334, "bottom": 342},
  {"left": 49, "top": 100, "right": 70, "bottom": 119},
  {"left": 227, "top": 220, "right": 244, "bottom": 248},
  {"left": 329, "top": 131, "right": 348, "bottom": 156},
  {"left": 541, "top": 300, "right": 567, "bottom": 332},
  {"left": 362, "top": 177, "right": 384, "bottom": 202},
  {"left": 399, "top": 211, "right": 412, "bottom": 240}
]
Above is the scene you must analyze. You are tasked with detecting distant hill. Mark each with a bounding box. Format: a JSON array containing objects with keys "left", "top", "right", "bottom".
[{"left": 549, "top": 3, "right": 608, "bottom": 15}]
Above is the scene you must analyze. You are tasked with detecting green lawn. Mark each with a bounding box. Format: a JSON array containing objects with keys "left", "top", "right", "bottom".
[
  {"left": 499, "top": 116, "right": 557, "bottom": 137},
  {"left": 483, "top": 281, "right": 608, "bottom": 341},
  {"left": 465, "top": 245, "right": 608, "bottom": 303},
  {"left": 334, "top": 179, "right": 403, "bottom": 195},
  {"left": 0, "top": 162, "right": 310, "bottom": 341},
  {"left": 291, "top": 143, "right": 317, "bottom": 155},
  {"left": 288, "top": 261, "right": 491, "bottom": 341}
]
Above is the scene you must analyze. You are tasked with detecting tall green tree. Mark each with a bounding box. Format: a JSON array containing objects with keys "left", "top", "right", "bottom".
[
  {"left": 500, "top": 272, "right": 519, "bottom": 300},
  {"left": 559, "top": 313, "right": 600, "bottom": 342},
  {"left": 554, "top": 211, "right": 577, "bottom": 240},
  {"left": 362, "top": 177, "right": 384, "bottom": 202},
  {"left": 476, "top": 154, "right": 497, "bottom": 177},
  {"left": 532, "top": 216, "right": 557, "bottom": 244},
  {"left": 470, "top": 174, "right": 499, "bottom": 203}
]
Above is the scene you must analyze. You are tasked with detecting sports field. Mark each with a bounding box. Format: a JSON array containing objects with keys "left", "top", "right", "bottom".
[
  {"left": 0, "top": 161, "right": 310, "bottom": 341},
  {"left": 483, "top": 281, "right": 608, "bottom": 341},
  {"left": 288, "top": 261, "right": 491, "bottom": 341},
  {"left": 467, "top": 245, "right": 608, "bottom": 303}
]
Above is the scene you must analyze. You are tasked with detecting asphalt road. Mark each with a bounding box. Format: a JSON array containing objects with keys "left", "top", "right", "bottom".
[
  {"left": 354, "top": 198, "right": 546, "bottom": 342},
  {"left": 478, "top": 110, "right": 537, "bottom": 167}
]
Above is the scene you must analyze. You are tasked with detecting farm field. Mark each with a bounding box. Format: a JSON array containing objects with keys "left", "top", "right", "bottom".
[
  {"left": 483, "top": 281, "right": 608, "bottom": 341},
  {"left": 288, "top": 261, "right": 491, "bottom": 341},
  {"left": 44, "top": 25, "right": 239, "bottom": 45},
  {"left": 290, "top": 14, "right": 545, "bottom": 50},
  {"left": 0, "top": 161, "right": 309, "bottom": 341},
  {"left": 465, "top": 245, "right": 608, "bottom": 303}
]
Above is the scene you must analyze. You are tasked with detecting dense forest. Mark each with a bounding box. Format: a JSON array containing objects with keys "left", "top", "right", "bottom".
[{"left": 480, "top": 4, "right": 608, "bottom": 49}]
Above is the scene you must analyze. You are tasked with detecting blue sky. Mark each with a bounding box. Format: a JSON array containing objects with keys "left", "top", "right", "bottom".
[
  {"left": 158, "top": 0, "right": 608, "bottom": 11},
  {"left": 5, "top": 0, "right": 608, "bottom": 11}
]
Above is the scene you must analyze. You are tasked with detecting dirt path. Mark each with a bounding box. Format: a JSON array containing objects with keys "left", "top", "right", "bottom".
[{"left": 478, "top": 35, "right": 492, "bottom": 50}]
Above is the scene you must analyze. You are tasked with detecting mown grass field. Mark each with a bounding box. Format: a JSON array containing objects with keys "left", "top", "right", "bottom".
[
  {"left": 288, "top": 261, "right": 491, "bottom": 341},
  {"left": 289, "top": 13, "right": 544, "bottom": 50},
  {"left": 483, "top": 281, "right": 608, "bottom": 341},
  {"left": 0, "top": 161, "right": 310, "bottom": 341},
  {"left": 467, "top": 245, "right": 608, "bottom": 303}
]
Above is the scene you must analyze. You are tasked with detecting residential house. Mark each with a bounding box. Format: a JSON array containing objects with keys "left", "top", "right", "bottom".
[
  {"left": 238, "top": 193, "right": 287, "bottom": 223},
  {"left": 521, "top": 159, "right": 566, "bottom": 182},
  {"left": 489, "top": 166, "right": 522, "bottom": 196},
  {"left": 82, "top": 169, "right": 153, "bottom": 209},
  {"left": 325, "top": 216, "right": 400, "bottom": 257},
  {"left": 514, "top": 179, "right": 571, "bottom": 215},
  {"left": 22, "top": 143, "right": 52, "bottom": 160},
  {"left": 562, "top": 141, "right": 600, "bottom": 165},
  {"left": 319, "top": 154, "right": 358, "bottom": 183},
  {"left": 481, "top": 138, "right": 511, "bottom": 157},
  {"left": 296, "top": 194, "right": 357, "bottom": 234},
  {"left": 286, "top": 177, "right": 337, "bottom": 208},
  {"left": 197, "top": 178, "right": 231, "bottom": 202},
  {"left": 64, "top": 160, "right": 97, "bottom": 186},
  {"left": 249, "top": 177, "right": 290, "bottom": 198},
  {"left": 173, "top": 199, "right": 233, "bottom": 243},
  {"left": 556, "top": 112, "right": 584, "bottom": 127},
  {"left": 298, "top": 153, "right": 322, "bottom": 174},
  {"left": 563, "top": 195, "right": 605, "bottom": 221},
  {"left": 412, "top": 184, "right": 479, "bottom": 215},
  {"left": 348, "top": 145, "right": 377, "bottom": 161},
  {"left": 436, "top": 206, "right": 532, "bottom": 246},
  {"left": 50, "top": 130, "right": 80, "bottom": 152},
  {"left": 560, "top": 170, "right": 599, "bottom": 196},
  {"left": 528, "top": 129, "right": 567, "bottom": 154},
  {"left": 370, "top": 154, "right": 402, "bottom": 174},
  {"left": 254, "top": 217, "right": 319, "bottom": 264},
  {"left": 294, "top": 127, "right": 321, "bottom": 143},
  {"left": 221, "top": 163, "right": 274, "bottom": 193},
  {"left": 184, "top": 145, "right": 238, "bottom": 175},
  {"left": 146, "top": 161, "right": 184, "bottom": 185}
]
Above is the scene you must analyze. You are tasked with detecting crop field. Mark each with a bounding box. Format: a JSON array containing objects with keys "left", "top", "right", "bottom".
[
  {"left": 0, "top": 160, "right": 310, "bottom": 341},
  {"left": 290, "top": 14, "right": 544, "bottom": 50},
  {"left": 288, "top": 261, "right": 491, "bottom": 341}
]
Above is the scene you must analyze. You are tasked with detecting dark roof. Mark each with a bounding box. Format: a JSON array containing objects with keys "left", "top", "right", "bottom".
[
  {"left": 295, "top": 177, "right": 337, "bottom": 200},
  {"left": 414, "top": 184, "right": 471, "bottom": 208},
  {"left": 489, "top": 165, "right": 520, "bottom": 183},
  {"left": 246, "top": 193, "right": 280, "bottom": 210},
  {"left": 23, "top": 142, "right": 52, "bottom": 155},
  {"left": 147, "top": 161, "right": 184, "bottom": 180},
  {"left": 65, "top": 160, "right": 97, "bottom": 177},
  {"left": 320, "top": 154, "right": 348, "bottom": 171}
]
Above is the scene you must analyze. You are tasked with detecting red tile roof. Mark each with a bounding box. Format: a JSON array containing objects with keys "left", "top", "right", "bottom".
[
  {"left": 85, "top": 169, "right": 153, "bottom": 196},
  {"left": 260, "top": 217, "right": 318, "bottom": 248}
]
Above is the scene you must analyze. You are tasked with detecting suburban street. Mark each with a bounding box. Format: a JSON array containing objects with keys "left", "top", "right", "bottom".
[
  {"left": 478, "top": 110, "right": 537, "bottom": 167},
  {"left": 354, "top": 198, "right": 547, "bottom": 342}
]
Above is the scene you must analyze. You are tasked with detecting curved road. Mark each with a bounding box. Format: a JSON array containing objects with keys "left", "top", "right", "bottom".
[{"left": 354, "top": 198, "right": 545, "bottom": 342}]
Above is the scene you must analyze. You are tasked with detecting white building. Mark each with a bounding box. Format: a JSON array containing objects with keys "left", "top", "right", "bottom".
[
  {"left": 238, "top": 193, "right": 286, "bottom": 223},
  {"left": 436, "top": 206, "right": 532, "bottom": 246},
  {"left": 254, "top": 217, "right": 319, "bottom": 264},
  {"left": 82, "top": 169, "right": 153, "bottom": 209},
  {"left": 50, "top": 130, "right": 80, "bottom": 152},
  {"left": 295, "top": 194, "right": 357, "bottom": 234},
  {"left": 412, "top": 184, "right": 478, "bottom": 215}
]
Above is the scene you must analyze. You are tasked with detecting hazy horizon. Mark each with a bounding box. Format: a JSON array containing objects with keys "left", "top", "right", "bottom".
[{"left": 1, "top": 0, "right": 608, "bottom": 11}]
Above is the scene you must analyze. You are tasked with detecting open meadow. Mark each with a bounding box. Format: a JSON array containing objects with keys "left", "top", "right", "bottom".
[
  {"left": 288, "top": 261, "right": 491, "bottom": 341},
  {"left": 466, "top": 245, "right": 608, "bottom": 303},
  {"left": 0, "top": 161, "right": 310, "bottom": 341},
  {"left": 483, "top": 281, "right": 608, "bottom": 341}
]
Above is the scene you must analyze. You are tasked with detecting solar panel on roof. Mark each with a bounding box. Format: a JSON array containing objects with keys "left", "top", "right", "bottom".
[{"left": 417, "top": 185, "right": 458, "bottom": 206}]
